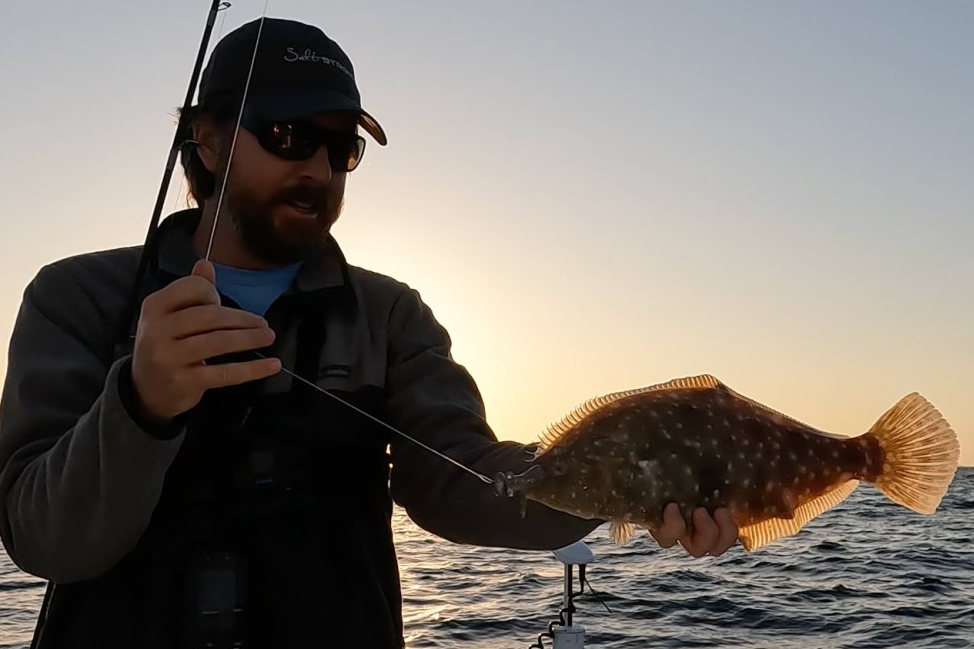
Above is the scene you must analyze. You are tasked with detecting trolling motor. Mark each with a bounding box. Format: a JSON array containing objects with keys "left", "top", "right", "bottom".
[{"left": 529, "top": 540, "right": 608, "bottom": 649}]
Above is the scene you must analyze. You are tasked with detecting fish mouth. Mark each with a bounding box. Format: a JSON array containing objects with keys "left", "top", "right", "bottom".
[{"left": 493, "top": 464, "right": 546, "bottom": 498}]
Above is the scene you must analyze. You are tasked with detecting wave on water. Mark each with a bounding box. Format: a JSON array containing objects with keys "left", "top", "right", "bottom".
[{"left": 1, "top": 469, "right": 972, "bottom": 648}]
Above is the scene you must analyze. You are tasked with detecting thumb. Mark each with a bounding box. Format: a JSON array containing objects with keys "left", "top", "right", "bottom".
[{"left": 192, "top": 259, "right": 216, "bottom": 284}]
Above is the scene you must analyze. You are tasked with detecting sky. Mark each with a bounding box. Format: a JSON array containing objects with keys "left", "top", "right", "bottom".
[{"left": 0, "top": 1, "right": 971, "bottom": 466}]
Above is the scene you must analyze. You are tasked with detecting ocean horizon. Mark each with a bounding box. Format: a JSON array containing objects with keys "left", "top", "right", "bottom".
[{"left": 2, "top": 467, "right": 972, "bottom": 648}]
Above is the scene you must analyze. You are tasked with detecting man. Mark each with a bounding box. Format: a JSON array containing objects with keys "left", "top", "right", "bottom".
[{"left": 0, "top": 17, "right": 737, "bottom": 648}]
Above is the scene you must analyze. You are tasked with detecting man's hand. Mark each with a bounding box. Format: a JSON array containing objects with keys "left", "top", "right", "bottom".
[
  {"left": 130, "top": 260, "right": 281, "bottom": 425},
  {"left": 649, "top": 504, "right": 738, "bottom": 557}
]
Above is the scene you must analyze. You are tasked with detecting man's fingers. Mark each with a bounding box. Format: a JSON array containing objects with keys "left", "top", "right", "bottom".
[
  {"left": 192, "top": 259, "right": 217, "bottom": 284},
  {"left": 176, "top": 328, "right": 276, "bottom": 365},
  {"left": 678, "top": 507, "right": 719, "bottom": 558},
  {"left": 142, "top": 275, "right": 221, "bottom": 316},
  {"left": 649, "top": 503, "right": 686, "bottom": 549},
  {"left": 197, "top": 357, "right": 282, "bottom": 389},
  {"left": 651, "top": 506, "right": 739, "bottom": 558},
  {"left": 166, "top": 305, "right": 270, "bottom": 339},
  {"left": 709, "top": 507, "right": 739, "bottom": 557}
]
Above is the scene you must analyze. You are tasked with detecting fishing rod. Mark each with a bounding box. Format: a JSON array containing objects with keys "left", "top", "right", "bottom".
[
  {"left": 116, "top": 0, "right": 230, "bottom": 344},
  {"left": 32, "top": 6, "right": 234, "bottom": 647}
]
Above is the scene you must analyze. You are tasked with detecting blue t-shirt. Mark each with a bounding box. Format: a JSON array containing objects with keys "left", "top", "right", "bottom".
[{"left": 213, "top": 262, "right": 302, "bottom": 316}]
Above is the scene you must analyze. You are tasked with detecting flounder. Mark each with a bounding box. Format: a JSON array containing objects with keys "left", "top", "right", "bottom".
[{"left": 494, "top": 375, "right": 959, "bottom": 551}]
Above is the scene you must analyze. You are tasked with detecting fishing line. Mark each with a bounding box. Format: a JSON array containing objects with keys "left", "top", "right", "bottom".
[
  {"left": 254, "top": 352, "right": 494, "bottom": 485},
  {"left": 200, "top": 0, "right": 494, "bottom": 486},
  {"left": 216, "top": 1, "right": 230, "bottom": 40},
  {"left": 205, "top": 0, "right": 270, "bottom": 261},
  {"left": 172, "top": 3, "right": 228, "bottom": 213},
  {"left": 169, "top": 174, "right": 187, "bottom": 212}
]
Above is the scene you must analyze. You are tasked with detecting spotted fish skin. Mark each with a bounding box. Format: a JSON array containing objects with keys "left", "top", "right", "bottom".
[
  {"left": 513, "top": 375, "right": 958, "bottom": 550},
  {"left": 528, "top": 387, "right": 877, "bottom": 525}
]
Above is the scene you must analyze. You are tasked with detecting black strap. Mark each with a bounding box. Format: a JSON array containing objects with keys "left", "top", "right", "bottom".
[
  {"left": 28, "top": 582, "right": 54, "bottom": 649},
  {"left": 291, "top": 297, "right": 327, "bottom": 411}
]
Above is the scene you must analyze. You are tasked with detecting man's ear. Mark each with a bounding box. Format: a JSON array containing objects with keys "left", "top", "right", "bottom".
[{"left": 192, "top": 114, "right": 222, "bottom": 173}]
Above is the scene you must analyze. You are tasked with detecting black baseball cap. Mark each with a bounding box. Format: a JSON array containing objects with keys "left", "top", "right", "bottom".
[{"left": 198, "top": 17, "right": 387, "bottom": 145}]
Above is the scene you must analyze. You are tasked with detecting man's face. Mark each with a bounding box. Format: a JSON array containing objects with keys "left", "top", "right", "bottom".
[{"left": 205, "top": 111, "right": 357, "bottom": 265}]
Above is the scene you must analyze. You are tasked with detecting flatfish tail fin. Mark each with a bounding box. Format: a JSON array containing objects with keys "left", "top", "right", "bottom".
[{"left": 869, "top": 393, "right": 959, "bottom": 515}]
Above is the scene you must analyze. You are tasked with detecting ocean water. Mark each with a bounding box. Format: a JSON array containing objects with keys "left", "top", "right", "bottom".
[{"left": 2, "top": 468, "right": 972, "bottom": 648}]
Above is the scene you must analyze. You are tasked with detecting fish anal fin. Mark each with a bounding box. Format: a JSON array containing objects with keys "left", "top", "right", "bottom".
[
  {"left": 738, "top": 480, "right": 859, "bottom": 551},
  {"left": 609, "top": 520, "right": 637, "bottom": 545},
  {"left": 536, "top": 375, "right": 726, "bottom": 453}
]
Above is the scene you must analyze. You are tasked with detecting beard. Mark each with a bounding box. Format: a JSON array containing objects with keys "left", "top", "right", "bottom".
[{"left": 222, "top": 178, "right": 344, "bottom": 265}]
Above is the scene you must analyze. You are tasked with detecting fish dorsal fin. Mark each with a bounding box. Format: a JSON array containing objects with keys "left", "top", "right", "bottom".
[
  {"left": 738, "top": 479, "right": 860, "bottom": 551},
  {"left": 720, "top": 384, "right": 834, "bottom": 435},
  {"left": 609, "top": 520, "right": 637, "bottom": 545},
  {"left": 537, "top": 374, "right": 724, "bottom": 452}
]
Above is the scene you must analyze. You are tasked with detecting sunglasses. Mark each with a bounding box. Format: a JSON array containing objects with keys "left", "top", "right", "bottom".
[{"left": 240, "top": 113, "right": 367, "bottom": 172}]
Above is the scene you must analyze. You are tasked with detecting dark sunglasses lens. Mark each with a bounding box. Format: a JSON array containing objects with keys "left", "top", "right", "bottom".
[
  {"left": 338, "top": 136, "right": 366, "bottom": 172},
  {"left": 319, "top": 133, "right": 364, "bottom": 172},
  {"left": 257, "top": 123, "right": 318, "bottom": 160}
]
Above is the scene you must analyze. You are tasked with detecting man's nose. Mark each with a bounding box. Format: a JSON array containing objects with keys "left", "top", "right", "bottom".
[{"left": 297, "top": 145, "right": 333, "bottom": 182}]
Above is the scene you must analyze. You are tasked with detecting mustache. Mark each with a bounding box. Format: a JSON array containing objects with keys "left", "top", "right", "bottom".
[{"left": 275, "top": 184, "right": 331, "bottom": 211}]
